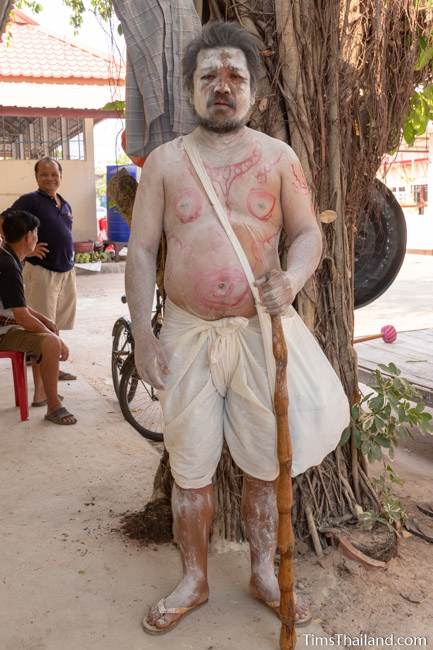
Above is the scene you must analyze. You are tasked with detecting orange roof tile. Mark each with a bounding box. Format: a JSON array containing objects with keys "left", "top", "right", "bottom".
[{"left": 0, "top": 9, "right": 125, "bottom": 85}]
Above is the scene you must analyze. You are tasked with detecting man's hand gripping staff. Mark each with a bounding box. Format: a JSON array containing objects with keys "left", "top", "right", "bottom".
[{"left": 255, "top": 269, "right": 300, "bottom": 316}]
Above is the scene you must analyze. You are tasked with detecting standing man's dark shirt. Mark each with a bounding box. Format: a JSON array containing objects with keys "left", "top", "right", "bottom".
[
  {"left": 0, "top": 245, "right": 25, "bottom": 333},
  {"left": 10, "top": 190, "right": 74, "bottom": 273}
]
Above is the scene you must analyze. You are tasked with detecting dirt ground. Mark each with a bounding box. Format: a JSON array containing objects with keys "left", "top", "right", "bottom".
[{"left": 1, "top": 256, "right": 433, "bottom": 649}]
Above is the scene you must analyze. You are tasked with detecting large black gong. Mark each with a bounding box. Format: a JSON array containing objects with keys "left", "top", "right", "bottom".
[{"left": 354, "top": 180, "right": 407, "bottom": 309}]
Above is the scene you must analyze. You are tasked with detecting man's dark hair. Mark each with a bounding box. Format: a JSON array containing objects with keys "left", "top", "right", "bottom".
[
  {"left": 34, "top": 157, "right": 63, "bottom": 174},
  {"left": 183, "top": 21, "right": 262, "bottom": 93},
  {"left": 1, "top": 210, "right": 40, "bottom": 243}
]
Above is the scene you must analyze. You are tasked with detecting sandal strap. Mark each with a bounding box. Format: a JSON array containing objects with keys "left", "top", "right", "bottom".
[{"left": 155, "top": 598, "right": 194, "bottom": 616}]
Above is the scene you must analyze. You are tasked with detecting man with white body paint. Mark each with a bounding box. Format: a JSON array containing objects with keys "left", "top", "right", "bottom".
[{"left": 126, "top": 22, "right": 325, "bottom": 634}]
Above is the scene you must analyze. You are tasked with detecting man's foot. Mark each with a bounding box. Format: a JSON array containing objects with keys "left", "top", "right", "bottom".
[
  {"left": 250, "top": 577, "right": 312, "bottom": 626},
  {"left": 45, "top": 406, "right": 77, "bottom": 425},
  {"left": 142, "top": 598, "right": 208, "bottom": 635},
  {"left": 142, "top": 577, "right": 209, "bottom": 635},
  {"left": 58, "top": 370, "right": 77, "bottom": 381},
  {"left": 32, "top": 394, "right": 63, "bottom": 408}
]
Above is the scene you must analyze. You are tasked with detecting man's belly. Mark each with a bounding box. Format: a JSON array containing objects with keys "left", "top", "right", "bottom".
[
  {"left": 164, "top": 263, "right": 257, "bottom": 319},
  {"left": 162, "top": 218, "right": 281, "bottom": 320}
]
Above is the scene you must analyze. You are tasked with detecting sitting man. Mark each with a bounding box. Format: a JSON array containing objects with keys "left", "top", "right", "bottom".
[{"left": 0, "top": 210, "right": 76, "bottom": 425}]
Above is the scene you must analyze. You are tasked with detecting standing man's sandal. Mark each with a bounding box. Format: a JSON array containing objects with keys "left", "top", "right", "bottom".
[{"left": 142, "top": 598, "right": 208, "bottom": 635}]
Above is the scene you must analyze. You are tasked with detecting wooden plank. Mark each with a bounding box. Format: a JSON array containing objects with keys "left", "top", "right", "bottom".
[
  {"left": 359, "top": 338, "right": 433, "bottom": 362},
  {"left": 356, "top": 335, "right": 433, "bottom": 365},
  {"left": 356, "top": 345, "right": 433, "bottom": 385},
  {"left": 357, "top": 342, "right": 433, "bottom": 370},
  {"left": 357, "top": 327, "right": 433, "bottom": 407},
  {"left": 401, "top": 329, "right": 433, "bottom": 341}
]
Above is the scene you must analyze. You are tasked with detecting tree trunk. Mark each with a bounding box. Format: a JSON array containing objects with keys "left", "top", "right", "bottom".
[{"left": 126, "top": 0, "right": 431, "bottom": 548}]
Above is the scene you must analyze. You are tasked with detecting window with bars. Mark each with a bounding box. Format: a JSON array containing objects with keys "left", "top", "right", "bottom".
[
  {"left": 412, "top": 184, "right": 428, "bottom": 204},
  {"left": 0, "top": 116, "right": 86, "bottom": 160}
]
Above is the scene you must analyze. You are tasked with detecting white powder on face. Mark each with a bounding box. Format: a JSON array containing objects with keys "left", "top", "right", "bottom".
[{"left": 192, "top": 47, "right": 253, "bottom": 121}]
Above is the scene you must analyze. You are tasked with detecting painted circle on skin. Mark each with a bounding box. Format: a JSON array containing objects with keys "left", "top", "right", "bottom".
[
  {"left": 175, "top": 189, "right": 204, "bottom": 224},
  {"left": 194, "top": 267, "right": 250, "bottom": 308},
  {"left": 247, "top": 188, "right": 276, "bottom": 221}
]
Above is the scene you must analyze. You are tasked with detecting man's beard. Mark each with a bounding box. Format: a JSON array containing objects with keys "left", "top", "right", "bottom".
[
  {"left": 196, "top": 113, "right": 249, "bottom": 133},
  {"left": 194, "top": 97, "right": 251, "bottom": 134},
  {"left": 196, "top": 113, "right": 249, "bottom": 134}
]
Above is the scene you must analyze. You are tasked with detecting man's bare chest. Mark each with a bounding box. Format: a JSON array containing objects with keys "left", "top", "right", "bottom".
[{"left": 163, "top": 143, "right": 283, "bottom": 234}]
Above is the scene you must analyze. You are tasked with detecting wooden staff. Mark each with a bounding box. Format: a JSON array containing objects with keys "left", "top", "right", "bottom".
[{"left": 271, "top": 314, "right": 296, "bottom": 650}]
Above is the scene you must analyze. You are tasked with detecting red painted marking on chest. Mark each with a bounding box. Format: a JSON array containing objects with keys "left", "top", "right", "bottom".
[
  {"left": 256, "top": 152, "right": 283, "bottom": 184},
  {"left": 205, "top": 146, "right": 262, "bottom": 204},
  {"left": 175, "top": 189, "right": 204, "bottom": 224},
  {"left": 246, "top": 188, "right": 276, "bottom": 221}
]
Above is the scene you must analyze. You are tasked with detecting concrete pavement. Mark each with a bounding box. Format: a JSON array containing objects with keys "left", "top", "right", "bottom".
[
  {"left": 1, "top": 273, "right": 326, "bottom": 650},
  {"left": 1, "top": 253, "right": 432, "bottom": 649}
]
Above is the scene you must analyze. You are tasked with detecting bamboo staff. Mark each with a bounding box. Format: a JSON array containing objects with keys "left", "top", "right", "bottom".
[{"left": 271, "top": 314, "right": 296, "bottom": 650}]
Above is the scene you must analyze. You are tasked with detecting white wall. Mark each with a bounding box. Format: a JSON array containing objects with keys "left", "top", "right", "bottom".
[{"left": 0, "top": 118, "right": 97, "bottom": 241}]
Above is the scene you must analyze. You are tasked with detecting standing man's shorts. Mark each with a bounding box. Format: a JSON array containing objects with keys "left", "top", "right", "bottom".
[
  {"left": 23, "top": 264, "right": 76, "bottom": 330},
  {"left": 158, "top": 299, "right": 279, "bottom": 490}
]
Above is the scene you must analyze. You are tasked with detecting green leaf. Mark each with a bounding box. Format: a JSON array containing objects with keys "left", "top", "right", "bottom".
[
  {"left": 353, "top": 427, "right": 362, "bottom": 448},
  {"left": 340, "top": 427, "right": 351, "bottom": 446},
  {"left": 424, "top": 84, "right": 433, "bottom": 102},
  {"left": 388, "top": 363, "right": 400, "bottom": 376},
  {"left": 361, "top": 440, "right": 370, "bottom": 456},
  {"left": 362, "top": 414, "right": 375, "bottom": 431},
  {"left": 351, "top": 404, "right": 360, "bottom": 419},
  {"left": 375, "top": 435, "right": 391, "bottom": 448},
  {"left": 416, "top": 43, "right": 433, "bottom": 70},
  {"left": 101, "top": 100, "right": 125, "bottom": 111},
  {"left": 369, "top": 395, "right": 385, "bottom": 412},
  {"left": 370, "top": 443, "right": 383, "bottom": 461},
  {"left": 403, "top": 120, "right": 416, "bottom": 145},
  {"left": 374, "top": 414, "right": 386, "bottom": 428}
]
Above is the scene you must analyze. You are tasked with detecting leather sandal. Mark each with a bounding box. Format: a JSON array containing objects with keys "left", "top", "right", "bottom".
[
  {"left": 142, "top": 598, "right": 208, "bottom": 635},
  {"left": 45, "top": 406, "right": 77, "bottom": 425}
]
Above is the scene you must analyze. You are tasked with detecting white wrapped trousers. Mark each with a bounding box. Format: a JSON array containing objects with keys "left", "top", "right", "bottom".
[{"left": 159, "top": 299, "right": 350, "bottom": 489}]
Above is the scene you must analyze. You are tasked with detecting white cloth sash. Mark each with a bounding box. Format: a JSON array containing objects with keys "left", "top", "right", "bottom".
[{"left": 183, "top": 133, "right": 277, "bottom": 403}]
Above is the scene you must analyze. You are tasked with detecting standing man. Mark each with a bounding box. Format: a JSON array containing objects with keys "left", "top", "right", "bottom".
[
  {"left": 9, "top": 157, "right": 77, "bottom": 381},
  {"left": 126, "top": 22, "right": 348, "bottom": 634}
]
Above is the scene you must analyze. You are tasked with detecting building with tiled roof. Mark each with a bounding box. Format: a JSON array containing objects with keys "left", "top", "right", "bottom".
[
  {"left": 0, "top": 9, "right": 125, "bottom": 240},
  {"left": 0, "top": 10, "right": 123, "bottom": 85}
]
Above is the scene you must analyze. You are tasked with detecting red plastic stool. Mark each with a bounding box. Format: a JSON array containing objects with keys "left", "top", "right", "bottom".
[{"left": 0, "top": 350, "right": 29, "bottom": 421}]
